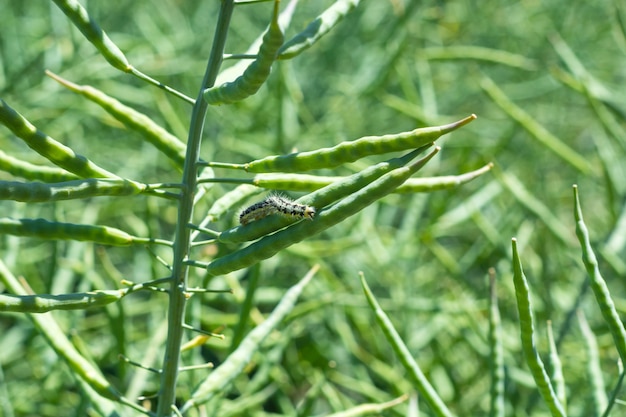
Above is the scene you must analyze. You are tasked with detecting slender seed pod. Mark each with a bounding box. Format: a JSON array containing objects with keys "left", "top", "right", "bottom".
[
  {"left": 278, "top": 0, "right": 360, "bottom": 59},
  {"left": 205, "top": 184, "right": 262, "bottom": 223},
  {"left": 46, "top": 71, "right": 187, "bottom": 169},
  {"left": 51, "top": 0, "right": 130, "bottom": 72},
  {"left": 184, "top": 269, "right": 315, "bottom": 410},
  {"left": 511, "top": 239, "right": 567, "bottom": 417},
  {"left": 251, "top": 173, "right": 340, "bottom": 192},
  {"left": 0, "top": 218, "right": 170, "bottom": 246},
  {"left": 0, "top": 290, "right": 124, "bottom": 313},
  {"left": 574, "top": 185, "right": 626, "bottom": 363},
  {"left": 219, "top": 145, "right": 433, "bottom": 243},
  {"left": 249, "top": 162, "right": 493, "bottom": 193},
  {"left": 0, "top": 150, "right": 79, "bottom": 183},
  {"left": 0, "top": 99, "right": 118, "bottom": 179},
  {"left": 204, "top": 0, "right": 284, "bottom": 105},
  {"left": 51, "top": 2, "right": 194, "bottom": 103},
  {"left": 0, "top": 178, "right": 146, "bottom": 203},
  {"left": 243, "top": 115, "right": 475, "bottom": 173},
  {"left": 395, "top": 163, "right": 494, "bottom": 193},
  {"left": 0, "top": 260, "right": 123, "bottom": 401},
  {"left": 205, "top": 152, "right": 437, "bottom": 276},
  {"left": 359, "top": 273, "right": 455, "bottom": 417}
]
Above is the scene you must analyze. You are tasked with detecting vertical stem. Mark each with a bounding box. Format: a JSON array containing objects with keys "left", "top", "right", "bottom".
[{"left": 156, "top": 1, "right": 235, "bottom": 416}]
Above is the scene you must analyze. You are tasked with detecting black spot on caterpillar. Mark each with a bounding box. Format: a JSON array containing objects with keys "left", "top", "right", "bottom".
[{"left": 239, "top": 195, "right": 316, "bottom": 225}]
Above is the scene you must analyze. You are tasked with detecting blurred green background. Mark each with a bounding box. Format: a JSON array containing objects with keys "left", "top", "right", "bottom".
[{"left": 1, "top": 0, "right": 626, "bottom": 416}]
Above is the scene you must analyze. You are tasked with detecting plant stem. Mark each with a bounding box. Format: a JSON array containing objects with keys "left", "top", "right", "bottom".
[{"left": 156, "top": 2, "right": 235, "bottom": 416}]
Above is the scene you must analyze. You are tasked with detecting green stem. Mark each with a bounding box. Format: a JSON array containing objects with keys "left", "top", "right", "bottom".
[{"left": 156, "top": 2, "right": 235, "bottom": 416}]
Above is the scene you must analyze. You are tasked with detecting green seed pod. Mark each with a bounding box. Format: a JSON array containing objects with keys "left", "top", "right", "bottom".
[
  {"left": 574, "top": 185, "right": 626, "bottom": 363},
  {"left": 0, "top": 260, "right": 124, "bottom": 401},
  {"left": 243, "top": 115, "right": 475, "bottom": 173},
  {"left": 511, "top": 239, "right": 567, "bottom": 417},
  {"left": 204, "top": 0, "right": 284, "bottom": 105},
  {"left": 0, "top": 99, "right": 118, "bottom": 179},
  {"left": 278, "top": 0, "right": 360, "bottom": 59},
  {"left": 0, "top": 217, "right": 147, "bottom": 246},
  {"left": 0, "top": 178, "right": 146, "bottom": 203},
  {"left": 0, "top": 150, "right": 79, "bottom": 183},
  {"left": 46, "top": 71, "right": 187, "bottom": 169},
  {"left": 206, "top": 149, "right": 437, "bottom": 276},
  {"left": 0, "top": 290, "right": 124, "bottom": 313},
  {"left": 251, "top": 173, "right": 339, "bottom": 192},
  {"left": 247, "top": 162, "right": 493, "bottom": 194},
  {"left": 51, "top": 0, "right": 130, "bottom": 72},
  {"left": 184, "top": 269, "right": 314, "bottom": 409},
  {"left": 205, "top": 184, "right": 263, "bottom": 223},
  {"left": 218, "top": 145, "right": 432, "bottom": 244},
  {"left": 395, "top": 163, "right": 493, "bottom": 193}
]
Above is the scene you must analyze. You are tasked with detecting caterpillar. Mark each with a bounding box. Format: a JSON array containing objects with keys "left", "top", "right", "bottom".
[{"left": 239, "top": 195, "right": 315, "bottom": 225}]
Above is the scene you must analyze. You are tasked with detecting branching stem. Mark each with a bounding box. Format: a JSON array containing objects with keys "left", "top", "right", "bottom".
[{"left": 156, "top": 1, "right": 235, "bottom": 416}]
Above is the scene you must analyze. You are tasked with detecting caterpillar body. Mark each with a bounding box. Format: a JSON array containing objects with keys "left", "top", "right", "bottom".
[{"left": 239, "top": 195, "right": 315, "bottom": 225}]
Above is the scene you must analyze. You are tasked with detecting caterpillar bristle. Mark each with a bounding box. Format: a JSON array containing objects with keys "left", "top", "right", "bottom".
[{"left": 239, "top": 195, "right": 316, "bottom": 225}]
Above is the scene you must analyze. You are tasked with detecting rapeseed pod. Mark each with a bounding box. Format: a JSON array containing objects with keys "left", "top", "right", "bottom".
[{"left": 204, "top": 0, "right": 283, "bottom": 105}]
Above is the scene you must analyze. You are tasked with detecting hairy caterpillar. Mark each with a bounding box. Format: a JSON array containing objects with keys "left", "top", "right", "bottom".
[{"left": 239, "top": 195, "right": 316, "bottom": 225}]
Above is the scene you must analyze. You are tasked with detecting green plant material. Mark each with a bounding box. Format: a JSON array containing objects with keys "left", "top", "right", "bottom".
[
  {"left": 241, "top": 115, "right": 475, "bottom": 173},
  {"left": 420, "top": 46, "right": 537, "bottom": 70},
  {"left": 207, "top": 148, "right": 437, "bottom": 272},
  {"left": 550, "top": 66, "right": 626, "bottom": 126},
  {"left": 157, "top": 1, "right": 237, "bottom": 414},
  {"left": 50, "top": 0, "right": 130, "bottom": 72},
  {"left": 218, "top": 146, "right": 432, "bottom": 244},
  {"left": 494, "top": 168, "right": 572, "bottom": 245},
  {"left": 0, "top": 150, "right": 79, "bottom": 182},
  {"left": 359, "top": 272, "right": 454, "bottom": 417},
  {"left": 250, "top": 172, "right": 343, "bottom": 192},
  {"left": 50, "top": 0, "right": 194, "bottom": 104},
  {"left": 488, "top": 269, "right": 505, "bottom": 417},
  {"left": 0, "top": 260, "right": 123, "bottom": 403},
  {"left": 511, "top": 238, "right": 567, "bottom": 417},
  {"left": 546, "top": 321, "right": 567, "bottom": 409},
  {"left": 204, "top": 0, "right": 283, "bottom": 105},
  {"left": 0, "top": 178, "right": 148, "bottom": 202},
  {"left": 229, "top": 265, "right": 261, "bottom": 352},
  {"left": 549, "top": 33, "right": 626, "bottom": 119},
  {"left": 0, "top": 290, "right": 124, "bottom": 313},
  {"left": 180, "top": 265, "right": 317, "bottom": 411},
  {"left": 74, "top": 376, "right": 145, "bottom": 417},
  {"left": 396, "top": 163, "right": 494, "bottom": 193},
  {"left": 0, "top": 217, "right": 171, "bottom": 246},
  {"left": 46, "top": 71, "right": 188, "bottom": 169},
  {"left": 218, "top": 385, "right": 279, "bottom": 417},
  {"left": 204, "top": 184, "right": 263, "bottom": 224},
  {"left": 0, "top": 260, "right": 152, "bottom": 416},
  {"left": 604, "top": 201, "right": 626, "bottom": 257},
  {"left": 573, "top": 185, "right": 626, "bottom": 362},
  {"left": 0, "top": 99, "right": 118, "bottom": 179},
  {"left": 278, "top": 0, "right": 361, "bottom": 59},
  {"left": 219, "top": 161, "right": 493, "bottom": 193},
  {"left": 324, "top": 394, "right": 409, "bottom": 417},
  {"left": 616, "top": 0, "right": 626, "bottom": 41},
  {"left": 203, "top": 148, "right": 438, "bottom": 276},
  {"left": 480, "top": 75, "right": 593, "bottom": 175},
  {"left": 577, "top": 309, "right": 608, "bottom": 415},
  {"left": 215, "top": 0, "right": 297, "bottom": 87},
  {"left": 603, "top": 371, "right": 626, "bottom": 417}
]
